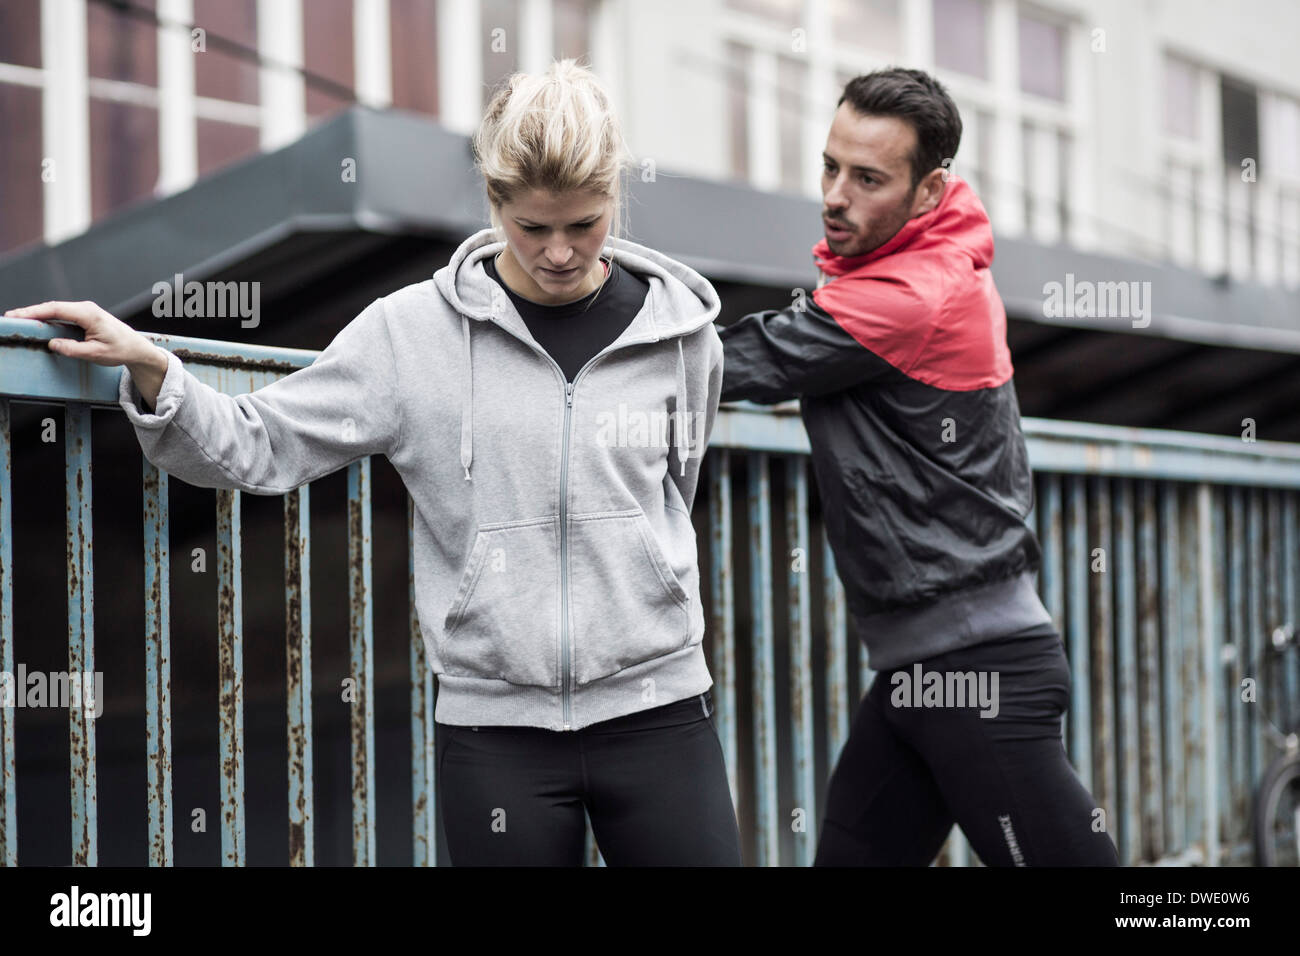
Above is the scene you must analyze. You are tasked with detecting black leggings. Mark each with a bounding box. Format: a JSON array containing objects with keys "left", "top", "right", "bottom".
[
  {"left": 815, "top": 631, "right": 1120, "bottom": 866},
  {"left": 435, "top": 689, "right": 742, "bottom": 865}
]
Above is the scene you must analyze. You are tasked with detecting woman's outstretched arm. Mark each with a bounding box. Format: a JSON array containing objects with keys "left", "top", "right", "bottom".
[{"left": 4, "top": 298, "right": 403, "bottom": 495}]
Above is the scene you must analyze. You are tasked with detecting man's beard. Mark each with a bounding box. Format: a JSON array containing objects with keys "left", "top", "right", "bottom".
[{"left": 826, "top": 185, "right": 917, "bottom": 258}]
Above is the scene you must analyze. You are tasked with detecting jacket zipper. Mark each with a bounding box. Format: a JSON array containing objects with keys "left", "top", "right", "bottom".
[
  {"left": 560, "top": 380, "right": 574, "bottom": 728},
  {"left": 538, "top": 346, "right": 635, "bottom": 731},
  {"left": 555, "top": 362, "right": 603, "bottom": 730}
]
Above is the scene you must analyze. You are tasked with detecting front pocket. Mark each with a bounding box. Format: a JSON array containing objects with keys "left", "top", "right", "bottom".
[
  {"left": 568, "top": 509, "right": 692, "bottom": 686},
  {"left": 440, "top": 516, "right": 560, "bottom": 687}
]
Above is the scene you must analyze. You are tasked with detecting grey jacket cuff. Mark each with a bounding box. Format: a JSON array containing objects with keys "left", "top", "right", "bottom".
[{"left": 118, "top": 349, "right": 185, "bottom": 429}]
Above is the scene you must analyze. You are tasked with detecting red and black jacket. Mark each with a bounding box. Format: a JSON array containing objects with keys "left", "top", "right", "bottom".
[{"left": 717, "top": 177, "right": 1045, "bottom": 644}]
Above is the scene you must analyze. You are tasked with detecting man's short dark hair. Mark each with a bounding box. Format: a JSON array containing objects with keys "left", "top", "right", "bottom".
[{"left": 837, "top": 68, "right": 963, "bottom": 189}]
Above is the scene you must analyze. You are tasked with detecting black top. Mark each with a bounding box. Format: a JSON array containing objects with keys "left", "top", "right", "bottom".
[{"left": 483, "top": 253, "right": 650, "bottom": 382}]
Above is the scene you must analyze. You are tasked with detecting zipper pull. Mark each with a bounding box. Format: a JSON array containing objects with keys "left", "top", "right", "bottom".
[{"left": 566, "top": 381, "right": 574, "bottom": 406}]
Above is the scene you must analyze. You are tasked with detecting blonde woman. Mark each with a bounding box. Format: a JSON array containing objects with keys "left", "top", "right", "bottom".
[{"left": 6, "top": 60, "right": 741, "bottom": 866}]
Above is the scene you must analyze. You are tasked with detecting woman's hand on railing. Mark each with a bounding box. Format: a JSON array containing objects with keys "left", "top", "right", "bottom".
[{"left": 4, "top": 300, "right": 170, "bottom": 410}]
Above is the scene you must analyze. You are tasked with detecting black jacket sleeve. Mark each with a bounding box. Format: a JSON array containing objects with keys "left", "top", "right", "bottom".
[{"left": 716, "top": 295, "right": 899, "bottom": 404}]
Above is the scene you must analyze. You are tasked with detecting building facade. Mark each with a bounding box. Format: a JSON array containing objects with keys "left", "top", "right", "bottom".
[{"left": 3, "top": 0, "right": 1299, "bottom": 292}]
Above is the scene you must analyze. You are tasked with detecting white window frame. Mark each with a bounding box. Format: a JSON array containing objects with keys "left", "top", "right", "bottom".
[{"left": 1158, "top": 52, "right": 1227, "bottom": 279}]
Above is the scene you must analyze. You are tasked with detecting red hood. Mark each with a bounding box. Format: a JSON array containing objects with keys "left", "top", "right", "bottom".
[
  {"left": 811, "top": 176, "right": 994, "bottom": 278},
  {"left": 806, "top": 175, "right": 1011, "bottom": 391}
]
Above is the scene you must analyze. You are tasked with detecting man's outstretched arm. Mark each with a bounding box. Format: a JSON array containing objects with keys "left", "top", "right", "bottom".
[{"left": 716, "top": 292, "right": 900, "bottom": 404}]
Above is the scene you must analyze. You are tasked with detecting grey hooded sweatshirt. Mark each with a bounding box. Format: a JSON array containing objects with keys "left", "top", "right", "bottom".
[{"left": 119, "top": 227, "right": 724, "bottom": 730}]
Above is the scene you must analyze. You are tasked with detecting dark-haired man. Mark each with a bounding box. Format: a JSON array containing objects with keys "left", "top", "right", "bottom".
[{"left": 717, "top": 68, "right": 1118, "bottom": 866}]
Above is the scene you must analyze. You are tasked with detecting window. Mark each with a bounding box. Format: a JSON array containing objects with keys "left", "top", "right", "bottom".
[
  {"left": 1019, "top": 118, "right": 1070, "bottom": 241},
  {"left": 304, "top": 0, "right": 355, "bottom": 119},
  {"left": 0, "top": 84, "right": 42, "bottom": 255},
  {"left": 1158, "top": 54, "right": 1215, "bottom": 273},
  {"left": 0, "top": 0, "right": 40, "bottom": 68},
  {"left": 953, "top": 106, "right": 992, "bottom": 202},
  {"left": 87, "top": 0, "right": 159, "bottom": 219},
  {"left": 933, "top": 0, "right": 988, "bottom": 80},
  {"left": 391, "top": 0, "right": 440, "bottom": 115},
  {"left": 90, "top": 100, "right": 160, "bottom": 220},
  {"left": 193, "top": 0, "right": 260, "bottom": 177},
  {"left": 193, "top": 0, "right": 259, "bottom": 105},
  {"left": 1163, "top": 54, "right": 1199, "bottom": 139},
  {"left": 1018, "top": 13, "right": 1065, "bottom": 101},
  {"left": 1258, "top": 94, "right": 1300, "bottom": 288},
  {"left": 1264, "top": 95, "right": 1300, "bottom": 181},
  {"left": 1056, "top": 127, "right": 1071, "bottom": 240},
  {"left": 88, "top": 0, "right": 158, "bottom": 85},
  {"left": 1020, "top": 118, "right": 1033, "bottom": 228},
  {"left": 727, "top": 41, "right": 751, "bottom": 181},
  {"left": 1220, "top": 75, "right": 1259, "bottom": 278},
  {"left": 1219, "top": 74, "right": 1259, "bottom": 169},
  {"left": 830, "top": 0, "right": 901, "bottom": 56},
  {"left": 777, "top": 54, "right": 806, "bottom": 193}
]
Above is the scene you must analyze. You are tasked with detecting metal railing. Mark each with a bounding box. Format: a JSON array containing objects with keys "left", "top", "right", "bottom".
[{"left": 1, "top": 315, "right": 1298, "bottom": 866}]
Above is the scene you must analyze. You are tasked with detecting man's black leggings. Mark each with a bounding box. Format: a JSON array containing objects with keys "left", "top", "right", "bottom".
[
  {"left": 434, "top": 689, "right": 742, "bottom": 865},
  {"left": 815, "top": 630, "right": 1120, "bottom": 866}
]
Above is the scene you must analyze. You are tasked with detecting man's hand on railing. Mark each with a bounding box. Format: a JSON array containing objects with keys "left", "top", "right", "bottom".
[{"left": 4, "top": 300, "right": 170, "bottom": 411}]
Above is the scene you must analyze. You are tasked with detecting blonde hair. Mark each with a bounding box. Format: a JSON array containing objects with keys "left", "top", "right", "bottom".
[{"left": 472, "top": 58, "right": 633, "bottom": 239}]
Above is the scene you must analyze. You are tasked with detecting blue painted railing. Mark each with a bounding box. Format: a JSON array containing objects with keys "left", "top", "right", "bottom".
[{"left": 1, "top": 315, "right": 1297, "bottom": 866}]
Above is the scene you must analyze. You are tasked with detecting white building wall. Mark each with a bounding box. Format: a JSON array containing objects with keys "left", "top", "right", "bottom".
[
  {"left": 15, "top": 0, "right": 1300, "bottom": 288},
  {"left": 610, "top": 0, "right": 1300, "bottom": 286}
]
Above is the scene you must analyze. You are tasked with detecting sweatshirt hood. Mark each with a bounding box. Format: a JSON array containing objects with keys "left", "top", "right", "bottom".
[
  {"left": 433, "top": 228, "right": 721, "bottom": 481},
  {"left": 811, "top": 175, "right": 995, "bottom": 279}
]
